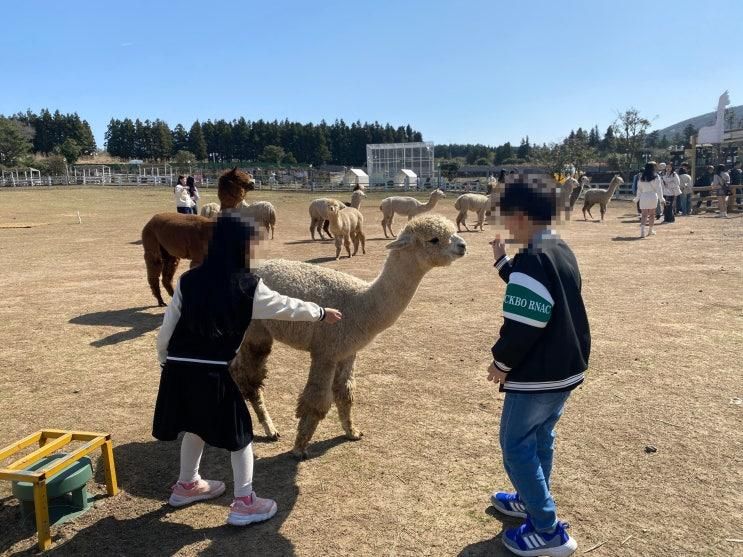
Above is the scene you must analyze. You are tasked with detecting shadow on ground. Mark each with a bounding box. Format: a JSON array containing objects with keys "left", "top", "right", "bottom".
[
  {"left": 2, "top": 436, "right": 348, "bottom": 556},
  {"left": 69, "top": 306, "right": 163, "bottom": 347},
  {"left": 611, "top": 236, "right": 643, "bottom": 242},
  {"left": 457, "top": 506, "right": 520, "bottom": 556}
]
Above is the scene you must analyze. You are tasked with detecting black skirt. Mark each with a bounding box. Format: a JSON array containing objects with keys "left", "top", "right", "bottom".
[{"left": 152, "top": 360, "right": 253, "bottom": 451}]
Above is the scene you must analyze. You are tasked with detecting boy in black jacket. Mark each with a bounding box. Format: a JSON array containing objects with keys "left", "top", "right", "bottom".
[{"left": 487, "top": 174, "right": 590, "bottom": 557}]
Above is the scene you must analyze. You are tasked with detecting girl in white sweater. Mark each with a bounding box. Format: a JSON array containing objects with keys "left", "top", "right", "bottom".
[
  {"left": 661, "top": 163, "right": 681, "bottom": 223},
  {"left": 634, "top": 162, "right": 665, "bottom": 237}
]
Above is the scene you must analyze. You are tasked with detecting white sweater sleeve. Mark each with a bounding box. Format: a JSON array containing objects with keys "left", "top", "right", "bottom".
[
  {"left": 157, "top": 281, "right": 183, "bottom": 364},
  {"left": 252, "top": 279, "right": 324, "bottom": 321}
]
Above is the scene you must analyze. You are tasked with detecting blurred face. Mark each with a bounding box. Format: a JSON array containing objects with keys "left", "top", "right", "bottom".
[{"left": 503, "top": 212, "right": 535, "bottom": 244}]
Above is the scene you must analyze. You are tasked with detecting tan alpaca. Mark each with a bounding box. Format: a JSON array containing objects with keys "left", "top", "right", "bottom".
[
  {"left": 200, "top": 200, "right": 277, "bottom": 239},
  {"left": 379, "top": 189, "right": 446, "bottom": 238},
  {"left": 582, "top": 175, "right": 624, "bottom": 222},
  {"left": 454, "top": 193, "right": 490, "bottom": 232},
  {"left": 230, "top": 215, "right": 467, "bottom": 458},
  {"left": 326, "top": 205, "right": 365, "bottom": 260},
  {"left": 308, "top": 198, "right": 343, "bottom": 240}
]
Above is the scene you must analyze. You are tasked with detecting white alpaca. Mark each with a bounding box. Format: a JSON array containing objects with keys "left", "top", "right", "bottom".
[
  {"left": 200, "top": 202, "right": 221, "bottom": 218},
  {"left": 344, "top": 189, "right": 366, "bottom": 209},
  {"left": 326, "top": 205, "right": 366, "bottom": 260},
  {"left": 379, "top": 189, "right": 446, "bottom": 238},
  {"left": 309, "top": 198, "right": 344, "bottom": 240},
  {"left": 582, "top": 175, "right": 624, "bottom": 222},
  {"left": 230, "top": 215, "right": 467, "bottom": 458},
  {"left": 241, "top": 201, "right": 277, "bottom": 239},
  {"left": 454, "top": 193, "right": 490, "bottom": 232}
]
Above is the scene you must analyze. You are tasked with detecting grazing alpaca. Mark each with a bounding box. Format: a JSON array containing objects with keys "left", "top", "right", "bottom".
[
  {"left": 242, "top": 201, "right": 277, "bottom": 240},
  {"left": 379, "top": 189, "right": 446, "bottom": 238},
  {"left": 200, "top": 202, "right": 220, "bottom": 218},
  {"left": 218, "top": 168, "right": 255, "bottom": 209},
  {"left": 326, "top": 205, "right": 365, "bottom": 259},
  {"left": 454, "top": 193, "right": 490, "bottom": 232},
  {"left": 141, "top": 213, "right": 212, "bottom": 306},
  {"left": 230, "top": 215, "right": 466, "bottom": 458},
  {"left": 309, "top": 198, "right": 343, "bottom": 240},
  {"left": 582, "top": 175, "right": 624, "bottom": 222}
]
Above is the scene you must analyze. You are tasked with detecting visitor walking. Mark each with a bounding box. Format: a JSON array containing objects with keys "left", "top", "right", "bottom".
[
  {"left": 730, "top": 161, "right": 742, "bottom": 209},
  {"left": 187, "top": 176, "right": 200, "bottom": 215},
  {"left": 678, "top": 164, "right": 693, "bottom": 216},
  {"left": 175, "top": 175, "right": 194, "bottom": 214},
  {"left": 634, "top": 162, "right": 664, "bottom": 238},
  {"left": 487, "top": 177, "right": 589, "bottom": 556},
  {"left": 713, "top": 164, "right": 731, "bottom": 218},
  {"left": 661, "top": 162, "right": 681, "bottom": 223},
  {"left": 153, "top": 211, "right": 342, "bottom": 526}
]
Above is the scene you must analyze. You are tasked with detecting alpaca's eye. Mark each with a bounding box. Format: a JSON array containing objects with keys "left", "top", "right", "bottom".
[{"left": 428, "top": 238, "right": 439, "bottom": 244}]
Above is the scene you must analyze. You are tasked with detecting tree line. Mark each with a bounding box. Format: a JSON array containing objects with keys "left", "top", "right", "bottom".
[{"left": 105, "top": 118, "right": 423, "bottom": 166}]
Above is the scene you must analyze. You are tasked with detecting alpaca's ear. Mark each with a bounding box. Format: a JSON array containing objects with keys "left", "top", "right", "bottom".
[{"left": 386, "top": 234, "right": 413, "bottom": 251}]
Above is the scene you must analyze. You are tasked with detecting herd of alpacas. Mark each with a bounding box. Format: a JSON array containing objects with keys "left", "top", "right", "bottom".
[{"left": 141, "top": 168, "right": 617, "bottom": 457}]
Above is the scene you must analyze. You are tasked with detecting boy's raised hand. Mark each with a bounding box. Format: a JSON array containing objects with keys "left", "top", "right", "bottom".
[
  {"left": 323, "top": 308, "right": 343, "bottom": 324},
  {"left": 489, "top": 235, "right": 507, "bottom": 261}
]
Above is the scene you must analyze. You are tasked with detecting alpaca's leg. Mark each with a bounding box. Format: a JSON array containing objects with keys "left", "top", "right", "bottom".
[
  {"left": 230, "top": 325, "right": 280, "bottom": 440},
  {"left": 477, "top": 209, "right": 485, "bottom": 230},
  {"left": 161, "top": 254, "right": 180, "bottom": 297},
  {"left": 293, "top": 356, "right": 337, "bottom": 458},
  {"left": 351, "top": 231, "right": 360, "bottom": 255},
  {"left": 333, "top": 354, "right": 362, "bottom": 440},
  {"left": 323, "top": 220, "right": 333, "bottom": 239},
  {"left": 343, "top": 235, "right": 352, "bottom": 258},
  {"left": 310, "top": 219, "right": 317, "bottom": 240},
  {"left": 587, "top": 206, "right": 594, "bottom": 220},
  {"left": 389, "top": 215, "right": 396, "bottom": 238},
  {"left": 358, "top": 229, "right": 366, "bottom": 254},
  {"left": 270, "top": 224, "right": 274, "bottom": 240},
  {"left": 600, "top": 203, "right": 606, "bottom": 222},
  {"left": 144, "top": 252, "right": 165, "bottom": 306},
  {"left": 334, "top": 236, "right": 342, "bottom": 260},
  {"left": 582, "top": 204, "right": 588, "bottom": 221},
  {"left": 455, "top": 212, "right": 464, "bottom": 232}
]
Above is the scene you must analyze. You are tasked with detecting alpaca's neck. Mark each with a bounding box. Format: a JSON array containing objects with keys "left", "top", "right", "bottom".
[
  {"left": 415, "top": 193, "right": 439, "bottom": 214},
  {"left": 364, "top": 251, "right": 428, "bottom": 333},
  {"left": 607, "top": 179, "right": 620, "bottom": 197}
]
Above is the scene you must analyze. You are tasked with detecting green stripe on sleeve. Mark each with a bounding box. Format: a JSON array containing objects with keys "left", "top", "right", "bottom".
[{"left": 503, "top": 283, "right": 553, "bottom": 325}]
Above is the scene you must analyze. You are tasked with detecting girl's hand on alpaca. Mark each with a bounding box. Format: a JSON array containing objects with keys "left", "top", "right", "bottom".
[
  {"left": 487, "top": 362, "right": 507, "bottom": 385},
  {"left": 323, "top": 308, "right": 343, "bottom": 324},
  {"left": 489, "top": 235, "right": 507, "bottom": 261}
]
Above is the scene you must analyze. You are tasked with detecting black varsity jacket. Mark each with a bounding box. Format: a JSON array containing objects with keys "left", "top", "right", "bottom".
[{"left": 492, "top": 230, "right": 590, "bottom": 393}]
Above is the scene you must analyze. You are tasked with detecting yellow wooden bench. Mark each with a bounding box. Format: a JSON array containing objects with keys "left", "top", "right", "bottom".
[{"left": 0, "top": 429, "right": 119, "bottom": 551}]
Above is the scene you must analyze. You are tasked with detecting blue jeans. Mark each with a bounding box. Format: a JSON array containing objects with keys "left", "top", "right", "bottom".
[
  {"left": 679, "top": 193, "right": 691, "bottom": 215},
  {"left": 499, "top": 390, "right": 571, "bottom": 533}
]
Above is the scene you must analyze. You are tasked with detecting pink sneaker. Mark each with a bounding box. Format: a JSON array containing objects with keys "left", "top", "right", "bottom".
[
  {"left": 168, "top": 479, "right": 226, "bottom": 507},
  {"left": 227, "top": 492, "right": 277, "bottom": 526}
]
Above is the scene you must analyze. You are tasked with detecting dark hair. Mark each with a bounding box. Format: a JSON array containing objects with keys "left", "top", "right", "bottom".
[
  {"left": 715, "top": 164, "right": 726, "bottom": 175},
  {"left": 186, "top": 175, "right": 196, "bottom": 196},
  {"left": 500, "top": 175, "right": 556, "bottom": 225},
  {"left": 178, "top": 212, "right": 257, "bottom": 338},
  {"left": 498, "top": 169, "right": 506, "bottom": 182},
  {"left": 175, "top": 175, "right": 186, "bottom": 192},
  {"left": 641, "top": 162, "right": 657, "bottom": 182}
]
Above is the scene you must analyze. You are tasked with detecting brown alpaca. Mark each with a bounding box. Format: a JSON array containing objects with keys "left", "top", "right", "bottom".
[
  {"left": 141, "top": 213, "right": 213, "bottom": 306},
  {"left": 218, "top": 168, "right": 255, "bottom": 209}
]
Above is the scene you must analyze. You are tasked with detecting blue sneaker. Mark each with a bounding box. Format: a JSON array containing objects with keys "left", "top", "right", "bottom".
[
  {"left": 490, "top": 491, "right": 528, "bottom": 518},
  {"left": 503, "top": 519, "right": 577, "bottom": 557}
]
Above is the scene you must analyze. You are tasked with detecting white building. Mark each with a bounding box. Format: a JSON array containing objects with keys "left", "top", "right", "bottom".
[
  {"left": 394, "top": 169, "right": 418, "bottom": 190},
  {"left": 367, "top": 142, "right": 434, "bottom": 187},
  {"left": 343, "top": 168, "right": 369, "bottom": 188}
]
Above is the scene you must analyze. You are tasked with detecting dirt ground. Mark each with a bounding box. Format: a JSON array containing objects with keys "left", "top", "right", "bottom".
[{"left": 0, "top": 186, "right": 741, "bottom": 557}]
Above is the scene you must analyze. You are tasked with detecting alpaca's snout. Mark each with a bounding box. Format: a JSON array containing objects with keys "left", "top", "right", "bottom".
[{"left": 451, "top": 234, "right": 467, "bottom": 256}]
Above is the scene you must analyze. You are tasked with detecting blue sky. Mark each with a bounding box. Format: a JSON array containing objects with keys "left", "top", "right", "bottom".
[{"left": 2, "top": 0, "right": 740, "bottom": 148}]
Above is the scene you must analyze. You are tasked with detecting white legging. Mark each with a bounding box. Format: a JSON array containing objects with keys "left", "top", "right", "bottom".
[{"left": 178, "top": 432, "right": 254, "bottom": 498}]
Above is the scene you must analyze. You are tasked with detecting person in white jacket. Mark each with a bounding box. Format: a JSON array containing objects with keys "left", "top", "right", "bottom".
[
  {"left": 660, "top": 163, "right": 681, "bottom": 223},
  {"left": 713, "top": 164, "right": 731, "bottom": 218},
  {"left": 634, "top": 162, "right": 665, "bottom": 238},
  {"left": 174, "top": 175, "right": 194, "bottom": 214},
  {"left": 152, "top": 211, "right": 342, "bottom": 526},
  {"left": 186, "top": 176, "right": 200, "bottom": 214}
]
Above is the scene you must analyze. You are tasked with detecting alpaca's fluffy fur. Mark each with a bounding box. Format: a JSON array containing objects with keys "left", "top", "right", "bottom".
[
  {"left": 200, "top": 202, "right": 220, "bottom": 218},
  {"left": 379, "top": 189, "right": 446, "bottom": 238},
  {"left": 241, "top": 200, "right": 277, "bottom": 239},
  {"left": 327, "top": 205, "right": 365, "bottom": 259},
  {"left": 559, "top": 176, "right": 590, "bottom": 220},
  {"left": 309, "top": 198, "right": 343, "bottom": 240},
  {"left": 454, "top": 193, "right": 490, "bottom": 232},
  {"left": 344, "top": 189, "right": 366, "bottom": 209},
  {"left": 141, "top": 213, "right": 212, "bottom": 306},
  {"left": 230, "top": 214, "right": 467, "bottom": 458},
  {"left": 582, "top": 175, "right": 624, "bottom": 222}
]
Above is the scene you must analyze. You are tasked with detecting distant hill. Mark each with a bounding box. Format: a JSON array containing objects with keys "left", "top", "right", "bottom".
[{"left": 655, "top": 104, "right": 743, "bottom": 140}]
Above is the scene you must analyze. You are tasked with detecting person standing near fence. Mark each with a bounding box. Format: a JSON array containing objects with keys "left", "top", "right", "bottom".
[
  {"left": 678, "top": 164, "right": 693, "bottom": 216},
  {"left": 694, "top": 166, "right": 715, "bottom": 212},
  {"left": 175, "top": 175, "right": 194, "bottom": 214},
  {"left": 187, "top": 176, "right": 200, "bottom": 214},
  {"left": 730, "top": 161, "right": 742, "bottom": 209},
  {"left": 661, "top": 162, "right": 681, "bottom": 223},
  {"left": 713, "top": 164, "right": 731, "bottom": 218},
  {"left": 634, "top": 162, "right": 664, "bottom": 238}
]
